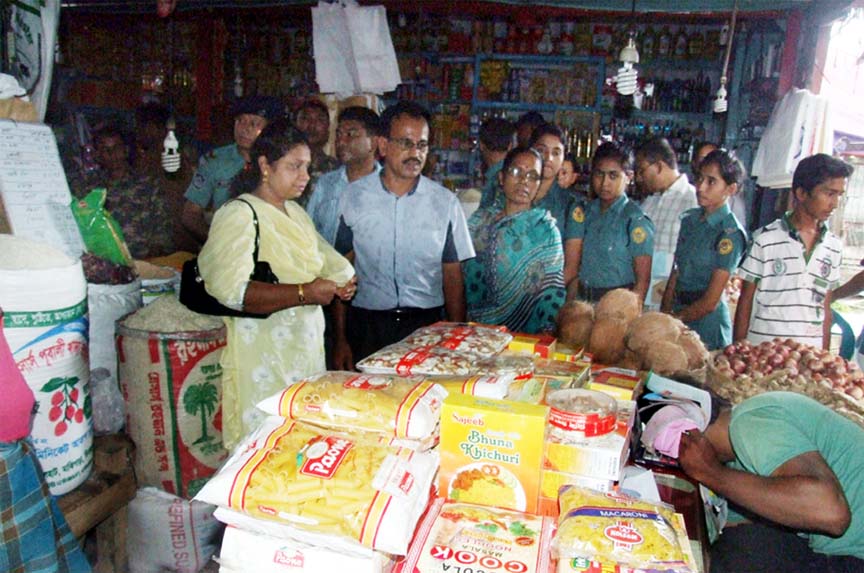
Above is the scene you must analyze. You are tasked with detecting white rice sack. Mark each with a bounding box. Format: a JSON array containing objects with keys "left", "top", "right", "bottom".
[
  {"left": 217, "top": 525, "right": 395, "bottom": 573},
  {"left": 127, "top": 487, "right": 223, "bottom": 573},
  {"left": 256, "top": 371, "right": 446, "bottom": 442},
  {"left": 195, "top": 416, "right": 438, "bottom": 555}
]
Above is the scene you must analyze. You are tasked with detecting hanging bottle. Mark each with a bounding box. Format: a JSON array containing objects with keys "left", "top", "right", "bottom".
[
  {"left": 674, "top": 27, "right": 689, "bottom": 60},
  {"left": 657, "top": 26, "right": 672, "bottom": 58}
]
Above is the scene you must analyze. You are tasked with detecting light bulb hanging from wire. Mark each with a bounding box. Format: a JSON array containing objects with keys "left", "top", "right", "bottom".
[
  {"left": 714, "top": 0, "right": 739, "bottom": 113},
  {"left": 614, "top": 0, "right": 640, "bottom": 96}
]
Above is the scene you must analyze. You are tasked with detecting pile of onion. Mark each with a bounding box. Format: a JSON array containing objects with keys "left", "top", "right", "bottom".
[{"left": 713, "top": 338, "right": 864, "bottom": 401}]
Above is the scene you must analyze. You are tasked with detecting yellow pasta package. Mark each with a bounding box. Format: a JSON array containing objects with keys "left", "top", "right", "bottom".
[
  {"left": 555, "top": 486, "right": 695, "bottom": 572},
  {"left": 256, "top": 371, "right": 446, "bottom": 442},
  {"left": 194, "top": 417, "right": 438, "bottom": 555}
]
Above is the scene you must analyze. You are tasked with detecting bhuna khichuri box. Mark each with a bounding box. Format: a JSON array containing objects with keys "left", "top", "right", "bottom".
[{"left": 440, "top": 393, "right": 548, "bottom": 514}]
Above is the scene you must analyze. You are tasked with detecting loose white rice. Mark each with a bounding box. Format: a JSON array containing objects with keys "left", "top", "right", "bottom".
[
  {"left": 120, "top": 294, "right": 223, "bottom": 333},
  {"left": 0, "top": 234, "right": 75, "bottom": 269}
]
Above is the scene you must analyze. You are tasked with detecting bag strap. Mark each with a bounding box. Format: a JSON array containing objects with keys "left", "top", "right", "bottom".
[{"left": 232, "top": 198, "right": 261, "bottom": 264}]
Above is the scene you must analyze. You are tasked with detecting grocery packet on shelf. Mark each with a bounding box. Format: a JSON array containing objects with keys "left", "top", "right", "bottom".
[
  {"left": 393, "top": 498, "right": 555, "bottom": 573},
  {"left": 554, "top": 486, "right": 696, "bottom": 573},
  {"left": 256, "top": 371, "right": 446, "bottom": 448},
  {"left": 194, "top": 416, "right": 437, "bottom": 556}
]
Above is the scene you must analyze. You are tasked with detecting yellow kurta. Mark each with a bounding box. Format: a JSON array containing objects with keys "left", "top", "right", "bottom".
[{"left": 198, "top": 194, "right": 354, "bottom": 449}]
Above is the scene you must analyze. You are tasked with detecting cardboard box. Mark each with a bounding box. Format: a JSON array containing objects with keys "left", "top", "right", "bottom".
[
  {"left": 508, "top": 333, "right": 557, "bottom": 358},
  {"left": 552, "top": 343, "right": 583, "bottom": 363},
  {"left": 440, "top": 393, "right": 548, "bottom": 514},
  {"left": 534, "top": 359, "right": 591, "bottom": 389},
  {"left": 587, "top": 367, "right": 644, "bottom": 401},
  {"left": 542, "top": 401, "right": 635, "bottom": 481}
]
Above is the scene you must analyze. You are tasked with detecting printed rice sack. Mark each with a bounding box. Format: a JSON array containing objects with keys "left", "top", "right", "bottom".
[
  {"left": 0, "top": 235, "right": 92, "bottom": 494},
  {"left": 117, "top": 295, "right": 227, "bottom": 498}
]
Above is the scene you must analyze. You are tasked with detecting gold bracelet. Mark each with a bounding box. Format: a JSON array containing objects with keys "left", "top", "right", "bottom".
[{"left": 297, "top": 283, "right": 306, "bottom": 304}]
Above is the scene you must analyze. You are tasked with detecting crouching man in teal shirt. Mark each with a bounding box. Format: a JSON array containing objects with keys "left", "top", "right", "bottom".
[{"left": 680, "top": 392, "right": 864, "bottom": 572}]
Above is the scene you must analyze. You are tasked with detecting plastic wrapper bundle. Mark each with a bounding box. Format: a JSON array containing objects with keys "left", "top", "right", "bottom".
[
  {"left": 256, "top": 371, "right": 445, "bottom": 446},
  {"left": 400, "top": 322, "right": 512, "bottom": 358},
  {"left": 70, "top": 188, "right": 133, "bottom": 266},
  {"left": 195, "top": 416, "right": 438, "bottom": 555},
  {"left": 357, "top": 343, "right": 476, "bottom": 376},
  {"left": 554, "top": 486, "right": 695, "bottom": 572},
  {"left": 394, "top": 498, "right": 555, "bottom": 573}
]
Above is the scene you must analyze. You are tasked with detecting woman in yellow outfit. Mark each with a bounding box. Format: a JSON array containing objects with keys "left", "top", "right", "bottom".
[{"left": 198, "top": 119, "right": 356, "bottom": 449}]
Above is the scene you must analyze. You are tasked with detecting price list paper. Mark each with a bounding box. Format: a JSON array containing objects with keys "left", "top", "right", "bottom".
[{"left": 0, "top": 119, "right": 84, "bottom": 257}]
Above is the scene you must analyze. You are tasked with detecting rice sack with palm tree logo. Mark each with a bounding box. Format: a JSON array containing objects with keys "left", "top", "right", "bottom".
[{"left": 117, "top": 294, "right": 227, "bottom": 498}]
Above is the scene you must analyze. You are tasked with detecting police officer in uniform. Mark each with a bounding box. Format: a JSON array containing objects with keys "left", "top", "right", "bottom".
[
  {"left": 568, "top": 142, "right": 655, "bottom": 303},
  {"left": 662, "top": 149, "right": 747, "bottom": 350},
  {"left": 181, "top": 95, "right": 284, "bottom": 246}
]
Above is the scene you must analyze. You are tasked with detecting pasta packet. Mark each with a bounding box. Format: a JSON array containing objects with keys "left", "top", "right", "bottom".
[
  {"left": 431, "top": 373, "right": 517, "bottom": 400},
  {"left": 357, "top": 343, "right": 475, "bottom": 376},
  {"left": 257, "top": 371, "right": 446, "bottom": 442},
  {"left": 194, "top": 416, "right": 438, "bottom": 555},
  {"left": 394, "top": 498, "right": 555, "bottom": 573},
  {"left": 400, "top": 322, "right": 513, "bottom": 358},
  {"left": 555, "top": 486, "right": 695, "bottom": 572}
]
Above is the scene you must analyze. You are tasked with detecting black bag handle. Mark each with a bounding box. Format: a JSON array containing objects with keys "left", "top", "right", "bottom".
[{"left": 233, "top": 198, "right": 261, "bottom": 271}]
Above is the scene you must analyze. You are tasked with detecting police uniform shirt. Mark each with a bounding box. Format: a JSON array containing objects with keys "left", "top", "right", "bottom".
[
  {"left": 534, "top": 181, "right": 583, "bottom": 243},
  {"left": 738, "top": 213, "right": 842, "bottom": 346},
  {"left": 184, "top": 143, "right": 246, "bottom": 210},
  {"left": 675, "top": 204, "right": 746, "bottom": 293},
  {"left": 573, "top": 194, "right": 655, "bottom": 289}
]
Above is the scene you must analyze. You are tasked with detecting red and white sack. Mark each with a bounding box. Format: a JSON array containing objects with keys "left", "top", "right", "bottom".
[{"left": 117, "top": 295, "right": 228, "bottom": 498}]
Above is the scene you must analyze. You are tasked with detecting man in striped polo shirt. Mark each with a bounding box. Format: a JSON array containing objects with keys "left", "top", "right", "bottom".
[{"left": 734, "top": 154, "right": 853, "bottom": 349}]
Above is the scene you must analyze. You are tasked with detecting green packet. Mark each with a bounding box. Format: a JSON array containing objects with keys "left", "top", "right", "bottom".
[{"left": 70, "top": 188, "right": 133, "bottom": 266}]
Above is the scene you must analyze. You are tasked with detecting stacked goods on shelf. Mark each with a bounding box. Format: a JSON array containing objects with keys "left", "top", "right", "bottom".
[
  {"left": 394, "top": 498, "right": 556, "bottom": 573},
  {"left": 709, "top": 338, "right": 864, "bottom": 428},
  {"left": 554, "top": 487, "right": 696, "bottom": 573}
]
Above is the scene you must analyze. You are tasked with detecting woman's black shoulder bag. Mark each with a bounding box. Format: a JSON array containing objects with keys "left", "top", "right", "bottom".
[{"left": 179, "top": 198, "right": 279, "bottom": 318}]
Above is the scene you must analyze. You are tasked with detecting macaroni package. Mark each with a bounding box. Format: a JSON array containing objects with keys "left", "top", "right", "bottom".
[
  {"left": 194, "top": 417, "right": 437, "bottom": 555},
  {"left": 433, "top": 374, "right": 517, "bottom": 400},
  {"left": 257, "top": 371, "right": 446, "bottom": 442},
  {"left": 555, "top": 486, "right": 695, "bottom": 572},
  {"left": 400, "top": 322, "right": 513, "bottom": 358},
  {"left": 357, "top": 343, "right": 476, "bottom": 376}
]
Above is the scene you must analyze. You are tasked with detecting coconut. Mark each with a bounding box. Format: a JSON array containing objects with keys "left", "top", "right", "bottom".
[
  {"left": 557, "top": 300, "right": 595, "bottom": 347},
  {"left": 619, "top": 348, "right": 643, "bottom": 371},
  {"left": 595, "top": 288, "right": 641, "bottom": 324},
  {"left": 588, "top": 317, "right": 628, "bottom": 365},
  {"left": 626, "top": 312, "right": 684, "bottom": 353},
  {"left": 643, "top": 341, "right": 689, "bottom": 375},
  {"left": 679, "top": 329, "right": 710, "bottom": 369}
]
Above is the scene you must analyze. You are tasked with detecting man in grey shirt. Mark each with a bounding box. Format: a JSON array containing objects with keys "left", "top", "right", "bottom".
[{"left": 333, "top": 101, "right": 475, "bottom": 367}]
